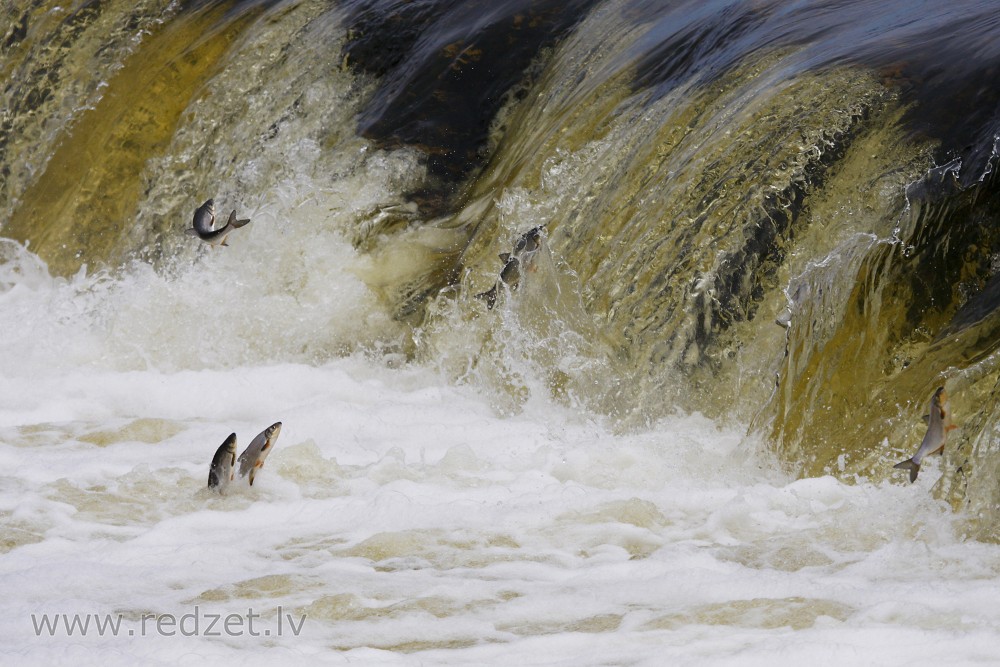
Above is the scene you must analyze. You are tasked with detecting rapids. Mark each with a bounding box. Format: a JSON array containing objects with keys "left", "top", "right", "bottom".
[{"left": 3, "top": 0, "right": 1000, "bottom": 663}]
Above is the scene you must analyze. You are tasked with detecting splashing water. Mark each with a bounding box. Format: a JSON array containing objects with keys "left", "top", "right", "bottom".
[{"left": 4, "top": 1, "right": 1000, "bottom": 664}]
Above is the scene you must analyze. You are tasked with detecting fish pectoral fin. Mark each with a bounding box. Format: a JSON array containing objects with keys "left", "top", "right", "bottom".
[{"left": 921, "top": 414, "right": 930, "bottom": 425}]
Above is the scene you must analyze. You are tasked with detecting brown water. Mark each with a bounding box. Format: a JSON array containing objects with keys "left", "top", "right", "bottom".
[{"left": 3, "top": 0, "right": 1000, "bottom": 532}]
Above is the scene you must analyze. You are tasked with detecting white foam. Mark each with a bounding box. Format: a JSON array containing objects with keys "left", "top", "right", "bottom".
[
  {"left": 3, "top": 8, "right": 1000, "bottom": 664},
  {"left": 1, "top": 301, "right": 998, "bottom": 665}
]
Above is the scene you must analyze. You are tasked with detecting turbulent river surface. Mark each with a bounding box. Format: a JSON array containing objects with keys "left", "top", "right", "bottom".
[{"left": 3, "top": 0, "right": 1000, "bottom": 664}]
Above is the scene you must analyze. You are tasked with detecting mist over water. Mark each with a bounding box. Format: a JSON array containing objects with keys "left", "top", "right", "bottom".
[{"left": 4, "top": 0, "right": 1000, "bottom": 664}]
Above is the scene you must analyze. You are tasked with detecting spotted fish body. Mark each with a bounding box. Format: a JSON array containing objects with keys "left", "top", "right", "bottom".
[
  {"left": 513, "top": 225, "right": 543, "bottom": 256},
  {"left": 893, "top": 386, "right": 955, "bottom": 483},
  {"left": 207, "top": 433, "right": 237, "bottom": 492},
  {"left": 185, "top": 198, "right": 251, "bottom": 246},
  {"left": 475, "top": 226, "right": 544, "bottom": 309},
  {"left": 237, "top": 422, "right": 282, "bottom": 486},
  {"left": 476, "top": 255, "right": 521, "bottom": 310}
]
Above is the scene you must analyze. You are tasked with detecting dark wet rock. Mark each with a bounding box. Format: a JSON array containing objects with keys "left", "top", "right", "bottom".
[{"left": 342, "top": 0, "right": 599, "bottom": 183}]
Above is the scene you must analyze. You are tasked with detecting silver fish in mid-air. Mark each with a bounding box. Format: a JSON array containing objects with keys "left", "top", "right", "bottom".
[
  {"left": 237, "top": 422, "right": 282, "bottom": 486},
  {"left": 207, "top": 433, "right": 237, "bottom": 492},
  {"left": 475, "top": 254, "right": 521, "bottom": 310},
  {"left": 511, "top": 225, "right": 544, "bottom": 257},
  {"left": 475, "top": 226, "right": 545, "bottom": 310},
  {"left": 185, "top": 198, "right": 251, "bottom": 246},
  {"left": 893, "top": 386, "right": 955, "bottom": 483}
]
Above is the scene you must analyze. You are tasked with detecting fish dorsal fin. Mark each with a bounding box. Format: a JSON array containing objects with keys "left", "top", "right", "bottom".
[{"left": 499, "top": 253, "right": 510, "bottom": 262}]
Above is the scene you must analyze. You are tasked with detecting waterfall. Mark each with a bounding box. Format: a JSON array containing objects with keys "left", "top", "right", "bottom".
[{"left": 5, "top": 0, "right": 1000, "bottom": 529}]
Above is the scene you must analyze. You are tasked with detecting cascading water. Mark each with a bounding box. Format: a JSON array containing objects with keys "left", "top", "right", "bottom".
[
  {"left": 349, "top": 0, "right": 1000, "bottom": 518},
  {"left": 4, "top": 0, "right": 1000, "bottom": 663}
]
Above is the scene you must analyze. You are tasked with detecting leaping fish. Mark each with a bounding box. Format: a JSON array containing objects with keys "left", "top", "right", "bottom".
[
  {"left": 475, "top": 254, "right": 521, "bottom": 310},
  {"left": 893, "top": 386, "right": 956, "bottom": 483},
  {"left": 185, "top": 198, "right": 251, "bottom": 247},
  {"left": 511, "top": 225, "right": 544, "bottom": 257},
  {"left": 475, "top": 226, "right": 545, "bottom": 310},
  {"left": 237, "top": 422, "right": 282, "bottom": 486},
  {"left": 207, "top": 433, "right": 237, "bottom": 492}
]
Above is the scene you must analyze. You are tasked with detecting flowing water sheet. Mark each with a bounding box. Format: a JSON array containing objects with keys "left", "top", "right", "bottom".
[{"left": 4, "top": 0, "right": 1000, "bottom": 665}]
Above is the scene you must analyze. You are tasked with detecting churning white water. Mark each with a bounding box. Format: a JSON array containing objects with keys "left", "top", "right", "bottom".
[
  {"left": 2, "top": 161, "right": 1000, "bottom": 666},
  {"left": 4, "top": 4, "right": 1000, "bottom": 666}
]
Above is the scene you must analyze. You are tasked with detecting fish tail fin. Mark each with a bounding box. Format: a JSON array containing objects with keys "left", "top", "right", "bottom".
[
  {"left": 475, "top": 284, "right": 498, "bottom": 310},
  {"left": 232, "top": 217, "right": 251, "bottom": 229},
  {"left": 893, "top": 458, "right": 920, "bottom": 483}
]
